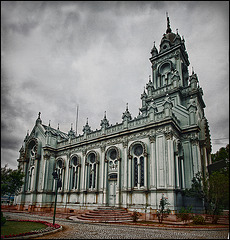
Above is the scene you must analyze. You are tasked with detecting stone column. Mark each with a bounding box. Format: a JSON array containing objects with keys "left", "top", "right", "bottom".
[
  {"left": 128, "top": 155, "right": 132, "bottom": 190},
  {"left": 180, "top": 157, "right": 185, "bottom": 189},
  {"left": 149, "top": 135, "right": 156, "bottom": 189},
  {"left": 42, "top": 152, "right": 50, "bottom": 191},
  {"left": 144, "top": 153, "right": 148, "bottom": 189},
  {"left": 175, "top": 152, "right": 180, "bottom": 189},
  {"left": 103, "top": 159, "right": 108, "bottom": 205},
  {"left": 165, "top": 131, "right": 175, "bottom": 188},
  {"left": 81, "top": 150, "right": 87, "bottom": 191},
  {"left": 95, "top": 161, "right": 99, "bottom": 190},
  {"left": 100, "top": 145, "right": 106, "bottom": 190},
  {"left": 116, "top": 157, "right": 121, "bottom": 206},
  {"left": 122, "top": 141, "right": 128, "bottom": 190},
  {"left": 77, "top": 164, "right": 81, "bottom": 190}
]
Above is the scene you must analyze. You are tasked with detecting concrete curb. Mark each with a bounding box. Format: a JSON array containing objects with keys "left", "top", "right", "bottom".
[{"left": 2, "top": 226, "right": 63, "bottom": 239}]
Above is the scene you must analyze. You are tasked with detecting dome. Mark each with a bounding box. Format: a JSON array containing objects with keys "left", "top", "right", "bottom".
[{"left": 164, "top": 32, "right": 177, "bottom": 43}]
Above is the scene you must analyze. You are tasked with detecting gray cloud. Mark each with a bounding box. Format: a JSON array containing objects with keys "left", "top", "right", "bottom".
[{"left": 1, "top": 1, "right": 229, "bottom": 169}]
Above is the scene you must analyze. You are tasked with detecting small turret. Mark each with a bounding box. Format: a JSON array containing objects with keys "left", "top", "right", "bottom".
[
  {"left": 100, "top": 111, "right": 110, "bottom": 129},
  {"left": 122, "top": 103, "right": 132, "bottom": 122},
  {"left": 68, "top": 123, "right": 75, "bottom": 138},
  {"left": 83, "top": 118, "right": 92, "bottom": 135},
  {"left": 151, "top": 41, "right": 158, "bottom": 57},
  {"left": 35, "top": 112, "right": 42, "bottom": 125}
]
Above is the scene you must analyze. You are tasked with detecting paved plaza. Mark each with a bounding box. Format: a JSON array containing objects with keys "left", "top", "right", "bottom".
[{"left": 3, "top": 212, "right": 229, "bottom": 239}]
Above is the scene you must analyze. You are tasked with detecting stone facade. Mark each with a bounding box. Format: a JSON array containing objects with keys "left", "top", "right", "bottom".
[{"left": 15, "top": 17, "right": 211, "bottom": 214}]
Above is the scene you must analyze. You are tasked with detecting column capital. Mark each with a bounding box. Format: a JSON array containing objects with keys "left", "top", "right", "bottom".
[{"left": 148, "top": 135, "right": 156, "bottom": 143}]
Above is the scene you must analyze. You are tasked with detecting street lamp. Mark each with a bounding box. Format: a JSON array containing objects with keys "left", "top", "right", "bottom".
[{"left": 52, "top": 170, "right": 62, "bottom": 225}]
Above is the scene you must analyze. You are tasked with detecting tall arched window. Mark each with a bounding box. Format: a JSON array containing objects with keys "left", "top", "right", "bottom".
[
  {"left": 54, "top": 158, "right": 65, "bottom": 191},
  {"left": 86, "top": 151, "right": 99, "bottom": 191},
  {"left": 28, "top": 167, "right": 34, "bottom": 191},
  {"left": 70, "top": 155, "right": 80, "bottom": 190},
  {"left": 26, "top": 140, "right": 37, "bottom": 191},
  {"left": 129, "top": 142, "right": 147, "bottom": 189}
]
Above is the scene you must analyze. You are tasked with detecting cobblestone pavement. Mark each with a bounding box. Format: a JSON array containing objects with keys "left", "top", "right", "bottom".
[{"left": 3, "top": 212, "right": 229, "bottom": 239}]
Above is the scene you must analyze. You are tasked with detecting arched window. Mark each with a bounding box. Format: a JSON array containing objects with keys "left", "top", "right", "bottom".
[
  {"left": 54, "top": 158, "right": 65, "bottom": 191},
  {"left": 108, "top": 149, "right": 118, "bottom": 172},
  {"left": 129, "top": 142, "right": 147, "bottom": 189},
  {"left": 28, "top": 167, "right": 35, "bottom": 191},
  {"left": 86, "top": 152, "right": 98, "bottom": 190},
  {"left": 70, "top": 156, "right": 80, "bottom": 190},
  {"left": 26, "top": 141, "right": 37, "bottom": 191}
]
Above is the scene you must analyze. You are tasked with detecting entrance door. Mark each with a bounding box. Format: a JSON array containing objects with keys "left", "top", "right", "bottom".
[{"left": 108, "top": 180, "right": 117, "bottom": 206}]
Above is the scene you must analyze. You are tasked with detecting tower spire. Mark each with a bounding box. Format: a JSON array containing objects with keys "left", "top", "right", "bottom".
[{"left": 166, "top": 12, "right": 172, "bottom": 34}]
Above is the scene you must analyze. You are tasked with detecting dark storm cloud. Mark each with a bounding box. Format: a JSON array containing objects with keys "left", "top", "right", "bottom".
[{"left": 1, "top": 1, "right": 229, "bottom": 169}]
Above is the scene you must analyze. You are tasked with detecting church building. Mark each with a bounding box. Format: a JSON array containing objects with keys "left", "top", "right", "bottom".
[{"left": 16, "top": 16, "right": 212, "bottom": 214}]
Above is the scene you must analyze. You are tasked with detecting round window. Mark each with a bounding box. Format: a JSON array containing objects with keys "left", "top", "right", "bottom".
[
  {"left": 134, "top": 144, "right": 143, "bottom": 156},
  {"left": 109, "top": 149, "right": 117, "bottom": 160}
]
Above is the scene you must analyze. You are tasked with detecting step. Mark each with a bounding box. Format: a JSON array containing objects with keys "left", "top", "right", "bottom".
[{"left": 71, "top": 207, "right": 133, "bottom": 222}]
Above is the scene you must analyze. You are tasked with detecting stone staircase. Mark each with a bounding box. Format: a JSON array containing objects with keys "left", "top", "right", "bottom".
[
  {"left": 205, "top": 214, "right": 229, "bottom": 225},
  {"left": 70, "top": 207, "right": 133, "bottom": 222}
]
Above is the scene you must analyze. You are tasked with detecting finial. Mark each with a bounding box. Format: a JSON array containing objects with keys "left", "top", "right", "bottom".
[
  {"left": 176, "top": 28, "right": 178, "bottom": 34},
  {"left": 104, "top": 111, "right": 106, "bottom": 118},
  {"left": 49, "top": 120, "right": 51, "bottom": 126},
  {"left": 126, "top": 103, "right": 129, "bottom": 111},
  {"left": 27, "top": 130, "right": 29, "bottom": 135},
  {"left": 153, "top": 41, "right": 155, "bottom": 46},
  {"left": 86, "top": 118, "right": 88, "bottom": 124},
  {"left": 192, "top": 66, "right": 194, "bottom": 74},
  {"left": 149, "top": 75, "right": 151, "bottom": 82},
  {"left": 57, "top": 123, "right": 59, "bottom": 130},
  {"left": 38, "top": 112, "right": 41, "bottom": 119},
  {"left": 166, "top": 12, "right": 171, "bottom": 33},
  {"left": 71, "top": 123, "right": 73, "bottom": 130}
]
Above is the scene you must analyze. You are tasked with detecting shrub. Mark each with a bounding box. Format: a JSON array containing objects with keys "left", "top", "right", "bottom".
[
  {"left": 192, "top": 215, "right": 205, "bottom": 225},
  {"left": 156, "top": 194, "right": 171, "bottom": 223},
  {"left": 1, "top": 212, "right": 6, "bottom": 226},
  {"left": 176, "top": 206, "right": 193, "bottom": 223},
  {"left": 131, "top": 210, "right": 142, "bottom": 222}
]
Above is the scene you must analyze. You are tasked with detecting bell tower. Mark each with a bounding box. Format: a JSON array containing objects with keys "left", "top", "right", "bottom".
[{"left": 149, "top": 15, "right": 189, "bottom": 90}]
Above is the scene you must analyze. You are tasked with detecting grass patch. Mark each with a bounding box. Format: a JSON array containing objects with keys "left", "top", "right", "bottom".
[{"left": 1, "top": 220, "right": 47, "bottom": 236}]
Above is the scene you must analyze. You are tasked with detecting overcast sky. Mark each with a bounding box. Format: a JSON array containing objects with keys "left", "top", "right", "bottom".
[{"left": 1, "top": 1, "right": 229, "bottom": 169}]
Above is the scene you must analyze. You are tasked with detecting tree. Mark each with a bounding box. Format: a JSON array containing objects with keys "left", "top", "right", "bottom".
[
  {"left": 211, "top": 144, "right": 229, "bottom": 164},
  {"left": 184, "top": 170, "right": 229, "bottom": 223},
  {"left": 1, "top": 165, "right": 25, "bottom": 203}
]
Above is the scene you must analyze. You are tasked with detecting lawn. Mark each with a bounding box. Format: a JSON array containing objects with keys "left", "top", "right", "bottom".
[{"left": 1, "top": 220, "right": 47, "bottom": 236}]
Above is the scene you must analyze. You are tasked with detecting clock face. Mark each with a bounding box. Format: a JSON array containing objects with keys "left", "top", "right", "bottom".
[{"left": 134, "top": 144, "right": 143, "bottom": 156}]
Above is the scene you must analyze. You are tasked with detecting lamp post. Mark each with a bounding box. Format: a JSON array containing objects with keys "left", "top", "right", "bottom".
[{"left": 52, "top": 170, "right": 62, "bottom": 225}]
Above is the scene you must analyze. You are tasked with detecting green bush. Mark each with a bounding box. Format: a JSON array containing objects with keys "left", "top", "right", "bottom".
[
  {"left": 176, "top": 206, "right": 193, "bottom": 223},
  {"left": 1, "top": 212, "right": 6, "bottom": 226},
  {"left": 131, "top": 210, "right": 142, "bottom": 222},
  {"left": 192, "top": 215, "right": 205, "bottom": 225}
]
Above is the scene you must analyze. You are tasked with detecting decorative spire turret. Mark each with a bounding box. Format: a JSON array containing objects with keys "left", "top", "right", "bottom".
[
  {"left": 83, "top": 118, "right": 91, "bottom": 134},
  {"left": 151, "top": 41, "right": 158, "bottom": 56},
  {"left": 100, "top": 111, "right": 110, "bottom": 129},
  {"left": 146, "top": 75, "right": 154, "bottom": 96},
  {"left": 68, "top": 123, "right": 75, "bottom": 137},
  {"left": 122, "top": 103, "right": 132, "bottom": 121},
  {"left": 36, "top": 112, "right": 42, "bottom": 125}
]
